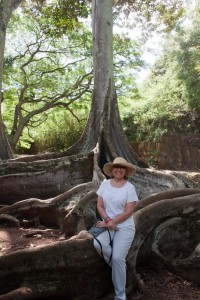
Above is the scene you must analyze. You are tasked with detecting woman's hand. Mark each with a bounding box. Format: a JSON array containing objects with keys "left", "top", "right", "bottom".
[
  {"left": 96, "top": 220, "right": 106, "bottom": 228},
  {"left": 96, "top": 220, "right": 117, "bottom": 230},
  {"left": 106, "top": 219, "right": 117, "bottom": 231}
]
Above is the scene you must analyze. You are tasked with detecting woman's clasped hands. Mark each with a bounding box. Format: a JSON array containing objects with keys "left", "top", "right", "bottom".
[{"left": 96, "top": 219, "right": 117, "bottom": 231}]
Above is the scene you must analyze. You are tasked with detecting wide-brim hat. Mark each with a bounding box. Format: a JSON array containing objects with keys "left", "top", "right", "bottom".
[{"left": 103, "top": 157, "right": 136, "bottom": 177}]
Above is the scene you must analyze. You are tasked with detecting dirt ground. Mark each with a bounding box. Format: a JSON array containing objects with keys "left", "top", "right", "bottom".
[
  {"left": 0, "top": 227, "right": 200, "bottom": 300},
  {"left": 132, "top": 267, "right": 200, "bottom": 300}
]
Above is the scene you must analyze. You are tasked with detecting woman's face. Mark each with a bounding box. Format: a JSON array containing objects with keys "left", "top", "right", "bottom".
[{"left": 112, "top": 165, "right": 127, "bottom": 179}]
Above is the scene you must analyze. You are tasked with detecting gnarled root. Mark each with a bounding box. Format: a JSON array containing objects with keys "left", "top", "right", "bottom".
[{"left": 151, "top": 217, "right": 200, "bottom": 284}]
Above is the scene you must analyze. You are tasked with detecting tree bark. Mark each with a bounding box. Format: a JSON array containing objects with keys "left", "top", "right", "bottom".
[{"left": 0, "top": 152, "right": 94, "bottom": 205}]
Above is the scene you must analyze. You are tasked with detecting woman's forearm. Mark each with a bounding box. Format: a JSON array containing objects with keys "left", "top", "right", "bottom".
[
  {"left": 97, "top": 205, "right": 108, "bottom": 220},
  {"left": 113, "top": 202, "right": 136, "bottom": 225},
  {"left": 113, "top": 211, "right": 133, "bottom": 225},
  {"left": 97, "top": 196, "right": 109, "bottom": 220}
]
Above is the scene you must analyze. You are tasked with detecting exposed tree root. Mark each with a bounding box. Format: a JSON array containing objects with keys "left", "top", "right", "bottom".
[
  {"left": 0, "top": 153, "right": 94, "bottom": 205},
  {"left": 126, "top": 192, "right": 200, "bottom": 297},
  {"left": 0, "top": 238, "right": 112, "bottom": 299},
  {"left": 0, "top": 182, "right": 97, "bottom": 229},
  {"left": 0, "top": 214, "right": 20, "bottom": 227},
  {"left": 0, "top": 149, "right": 200, "bottom": 299},
  {"left": 151, "top": 216, "right": 200, "bottom": 284},
  {"left": 135, "top": 188, "right": 200, "bottom": 211},
  {"left": 0, "top": 285, "right": 35, "bottom": 300}
]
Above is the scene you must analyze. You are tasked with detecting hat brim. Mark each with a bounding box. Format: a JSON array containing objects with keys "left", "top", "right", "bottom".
[{"left": 103, "top": 162, "right": 136, "bottom": 177}]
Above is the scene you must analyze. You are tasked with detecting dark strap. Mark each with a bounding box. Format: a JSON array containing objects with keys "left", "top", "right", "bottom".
[{"left": 94, "top": 229, "right": 113, "bottom": 265}]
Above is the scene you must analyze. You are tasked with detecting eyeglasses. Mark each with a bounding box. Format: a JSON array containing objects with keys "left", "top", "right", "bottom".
[{"left": 113, "top": 165, "right": 127, "bottom": 170}]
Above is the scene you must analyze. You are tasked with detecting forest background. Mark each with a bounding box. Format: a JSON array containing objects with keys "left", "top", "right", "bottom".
[{"left": 2, "top": 0, "right": 200, "bottom": 169}]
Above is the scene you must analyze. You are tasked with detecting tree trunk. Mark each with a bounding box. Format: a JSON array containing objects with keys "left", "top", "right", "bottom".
[
  {"left": 0, "top": 0, "right": 24, "bottom": 160},
  {"left": 0, "top": 116, "right": 13, "bottom": 160},
  {"left": 64, "top": 0, "right": 147, "bottom": 168}
]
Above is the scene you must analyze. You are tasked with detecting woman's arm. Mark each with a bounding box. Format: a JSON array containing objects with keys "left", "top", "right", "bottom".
[
  {"left": 112, "top": 202, "right": 136, "bottom": 225},
  {"left": 97, "top": 196, "right": 108, "bottom": 220},
  {"left": 96, "top": 196, "right": 117, "bottom": 230},
  {"left": 96, "top": 196, "right": 137, "bottom": 230},
  {"left": 105, "top": 202, "right": 135, "bottom": 230}
]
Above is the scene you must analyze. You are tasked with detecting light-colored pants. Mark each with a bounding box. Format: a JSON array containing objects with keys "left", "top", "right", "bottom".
[{"left": 93, "top": 226, "right": 135, "bottom": 300}]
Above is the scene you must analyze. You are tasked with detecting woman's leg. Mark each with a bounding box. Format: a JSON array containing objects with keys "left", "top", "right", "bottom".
[
  {"left": 112, "top": 227, "right": 135, "bottom": 300},
  {"left": 93, "top": 230, "right": 115, "bottom": 266}
]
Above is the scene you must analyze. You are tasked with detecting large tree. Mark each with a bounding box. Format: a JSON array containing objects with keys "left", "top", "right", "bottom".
[
  {"left": 64, "top": 0, "right": 146, "bottom": 166},
  {"left": 3, "top": 9, "right": 143, "bottom": 152},
  {"left": 0, "top": 0, "right": 24, "bottom": 159},
  {"left": 0, "top": 0, "right": 200, "bottom": 299},
  {"left": 4, "top": 21, "right": 93, "bottom": 150},
  {"left": 0, "top": 0, "right": 91, "bottom": 159},
  {"left": 50, "top": 0, "right": 186, "bottom": 165}
]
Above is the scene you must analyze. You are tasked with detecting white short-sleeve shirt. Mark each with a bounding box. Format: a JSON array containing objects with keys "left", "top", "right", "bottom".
[{"left": 97, "top": 179, "right": 139, "bottom": 228}]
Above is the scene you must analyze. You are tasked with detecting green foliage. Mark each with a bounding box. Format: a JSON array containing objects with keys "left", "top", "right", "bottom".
[
  {"left": 123, "top": 105, "right": 200, "bottom": 144},
  {"left": 122, "top": 16, "right": 200, "bottom": 144},
  {"left": 114, "top": 0, "right": 185, "bottom": 34},
  {"left": 20, "top": 0, "right": 91, "bottom": 37},
  {"left": 18, "top": 110, "right": 87, "bottom": 153},
  {"left": 3, "top": 10, "right": 93, "bottom": 149},
  {"left": 147, "top": 19, "right": 200, "bottom": 110},
  {"left": 3, "top": 6, "right": 144, "bottom": 152},
  {"left": 51, "top": 0, "right": 90, "bottom": 22},
  {"left": 176, "top": 33, "right": 200, "bottom": 108},
  {"left": 113, "top": 34, "right": 144, "bottom": 98}
]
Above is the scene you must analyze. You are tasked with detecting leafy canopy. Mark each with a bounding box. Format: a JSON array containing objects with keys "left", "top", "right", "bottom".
[
  {"left": 3, "top": 6, "right": 144, "bottom": 152},
  {"left": 122, "top": 11, "right": 200, "bottom": 143}
]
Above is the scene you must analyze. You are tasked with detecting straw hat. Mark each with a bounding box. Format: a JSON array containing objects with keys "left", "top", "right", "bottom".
[{"left": 103, "top": 157, "right": 136, "bottom": 177}]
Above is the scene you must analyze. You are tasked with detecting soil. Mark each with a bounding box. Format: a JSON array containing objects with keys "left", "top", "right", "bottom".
[
  {"left": 0, "top": 227, "right": 200, "bottom": 300},
  {"left": 133, "top": 267, "right": 200, "bottom": 300}
]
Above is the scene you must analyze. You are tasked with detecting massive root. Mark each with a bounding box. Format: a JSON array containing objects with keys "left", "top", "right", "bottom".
[{"left": 0, "top": 148, "right": 199, "bottom": 299}]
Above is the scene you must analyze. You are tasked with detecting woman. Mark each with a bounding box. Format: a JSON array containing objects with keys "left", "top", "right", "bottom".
[{"left": 93, "top": 157, "right": 138, "bottom": 300}]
